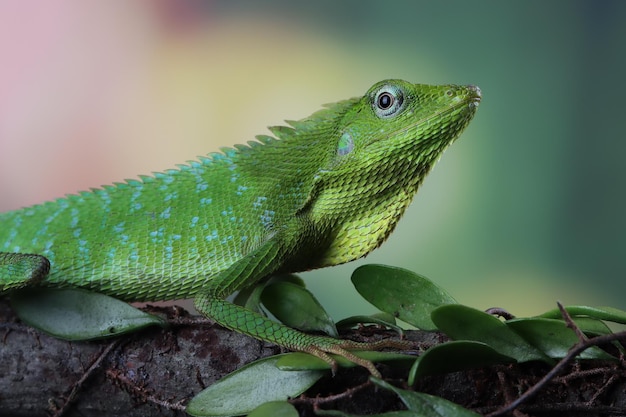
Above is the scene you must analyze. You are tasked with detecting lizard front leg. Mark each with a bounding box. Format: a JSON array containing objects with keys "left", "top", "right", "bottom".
[{"left": 193, "top": 238, "right": 404, "bottom": 377}]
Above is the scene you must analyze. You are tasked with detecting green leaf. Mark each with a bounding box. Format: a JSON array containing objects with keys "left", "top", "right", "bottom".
[
  {"left": 539, "top": 305, "right": 626, "bottom": 325},
  {"left": 371, "top": 377, "right": 481, "bottom": 417},
  {"left": 248, "top": 401, "right": 298, "bottom": 417},
  {"left": 335, "top": 313, "right": 404, "bottom": 337},
  {"left": 187, "top": 355, "right": 324, "bottom": 417},
  {"left": 233, "top": 281, "right": 263, "bottom": 311},
  {"left": 234, "top": 276, "right": 305, "bottom": 312},
  {"left": 316, "top": 410, "right": 417, "bottom": 417},
  {"left": 272, "top": 274, "right": 306, "bottom": 287},
  {"left": 11, "top": 288, "right": 165, "bottom": 340},
  {"left": 351, "top": 264, "right": 456, "bottom": 330},
  {"left": 431, "top": 304, "right": 551, "bottom": 363},
  {"left": 261, "top": 281, "right": 338, "bottom": 337},
  {"left": 276, "top": 351, "right": 415, "bottom": 372},
  {"left": 571, "top": 317, "right": 614, "bottom": 336},
  {"left": 409, "top": 341, "right": 514, "bottom": 384},
  {"left": 506, "top": 318, "right": 615, "bottom": 360}
]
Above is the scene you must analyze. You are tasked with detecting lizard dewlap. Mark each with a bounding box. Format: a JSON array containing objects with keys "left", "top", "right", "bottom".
[{"left": 0, "top": 80, "right": 480, "bottom": 374}]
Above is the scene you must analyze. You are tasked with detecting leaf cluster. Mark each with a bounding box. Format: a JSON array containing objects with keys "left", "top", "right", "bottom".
[{"left": 10, "top": 264, "right": 626, "bottom": 417}]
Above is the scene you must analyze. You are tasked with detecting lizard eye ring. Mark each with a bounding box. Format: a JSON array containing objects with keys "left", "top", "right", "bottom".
[{"left": 372, "top": 84, "right": 405, "bottom": 119}]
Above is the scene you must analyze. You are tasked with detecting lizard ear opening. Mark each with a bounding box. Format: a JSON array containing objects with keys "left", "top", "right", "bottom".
[{"left": 372, "top": 83, "right": 405, "bottom": 119}]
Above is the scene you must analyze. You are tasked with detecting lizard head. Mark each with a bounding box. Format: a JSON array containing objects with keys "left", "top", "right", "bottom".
[
  {"left": 308, "top": 79, "right": 481, "bottom": 266},
  {"left": 330, "top": 79, "right": 481, "bottom": 179}
]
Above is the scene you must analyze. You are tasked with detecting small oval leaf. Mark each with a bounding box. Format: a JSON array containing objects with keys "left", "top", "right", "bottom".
[
  {"left": 11, "top": 288, "right": 165, "bottom": 340},
  {"left": 431, "top": 304, "right": 551, "bottom": 363},
  {"left": 187, "top": 355, "right": 324, "bottom": 417},
  {"left": 335, "top": 313, "right": 404, "bottom": 337},
  {"left": 261, "top": 281, "right": 337, "bottom": 337},
  {"left": 351, "top": 264, "right": 456, "bottom": 330},
  {"left": 233, "top": 282, "right": 263, "bottom": 311},
  {"left": 539, "top": 305, "right": 626, "bottom": 325},
  {"left": 316, "top": 409, "right": 416, "bottom": 417},
  {"left": 276, "top": 351, "right": 415, "bottom": 371},
  {"left": 409, "top": 340, "right": 515, "bottom": 383},
  {"left": 371, "top": 377, "right": 482, "bottom": 416},
  {"left": 506, "top": 318, "right": 615, "bottom": 360},
  {"left": 248, "top": 401, "right": 298, "bottom": 417},
  {"left": 571, "top": 317, "right": 614, "bottom": 336}
]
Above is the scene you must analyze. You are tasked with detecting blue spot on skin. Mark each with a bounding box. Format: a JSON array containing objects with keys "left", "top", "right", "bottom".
[
  {"left": 150, "top": 228, "right": 165, "bottom": 243},
  {"left": 114, "top": 222, "right": 126, "bottom": 233},
  {"left": 70, "top": 208, "right": 80, "bottom": 228},
  {"left": 220, "top": 235, "right": 233, "bottom": 244},
  {"left": 205, "top": 230, "right": 219, "bottom": 242},
  {"left": 200, "top": 198, "right": 212, "bottom": 205},
  {"left": 78, "top": 240, "right": 89, "bottom": 260},
  {"left": 160, "top": 207, "right": 172, "bottom": 219},
  {"left": 97, "top": 188, "right": 111, "bottom": 204},
  {"left": 253, "top": 196, "right": 267, "bottom": 209},
  {"left": 191, "top": 216, "right": 199, "bottom": 227},
  {"left": 131, "top": 189, "right": 143, "bottom": 201},
  {"left": 260, "top": 210, "right": 275, "bottom": 227}
]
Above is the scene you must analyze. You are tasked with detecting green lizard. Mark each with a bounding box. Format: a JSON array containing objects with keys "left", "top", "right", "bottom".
[{"left": 0, "top": 80, "right": 480, "bottom": 375}]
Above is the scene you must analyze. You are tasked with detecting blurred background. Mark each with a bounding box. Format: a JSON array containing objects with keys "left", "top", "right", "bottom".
[{"left": 0, "top": 1, "right": 624, "bottom": 319}]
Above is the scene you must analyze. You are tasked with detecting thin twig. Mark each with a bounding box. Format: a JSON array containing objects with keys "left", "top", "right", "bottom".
[
  {"left": 52, "top": 339, "right": 121, "bottom": 417},
  {"left": 586, "top": 373, "right": 620, "bottom": 406},
  {"left": 554, "top": 365, "right": 620, "bottom": 383},
  {"left": 292, "top": 379, "right": 372, "bottom": 406},
  {"left": 557, "top": 302, "right": 587, "bottom": 342},
  {"left": 485, "top": 308, "right": 516, "bottom": 321},
  {"left": 167, "top": 316, "right": 214, "bottom": 327},
  {"left": 487, "top": 330, "right": 626, "bottom": 417},
  {"left": 106, "top": 369, "right": 187, "bottom": 411}
]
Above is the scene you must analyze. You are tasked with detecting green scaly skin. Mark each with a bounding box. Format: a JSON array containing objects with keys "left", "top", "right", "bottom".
[{"left": 0, "top": 80, "right": 481, "bottom": 375}]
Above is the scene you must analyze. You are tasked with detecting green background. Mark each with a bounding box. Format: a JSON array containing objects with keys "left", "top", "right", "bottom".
[{"left": 0, "top": 1, "right": 624, "bottom": 318}]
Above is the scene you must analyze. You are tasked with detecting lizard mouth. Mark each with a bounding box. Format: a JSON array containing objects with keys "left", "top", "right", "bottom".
[
  {"left": 467, "top": 85, "right": 482, "bottom": 108},
  {"left": 389, "top": 85, "right": 481, "bottom": 140}
]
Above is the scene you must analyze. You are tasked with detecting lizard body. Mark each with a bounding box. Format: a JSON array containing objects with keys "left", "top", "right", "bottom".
[{"left": 0, "top": 80, "right": 480, "bottom": 373}]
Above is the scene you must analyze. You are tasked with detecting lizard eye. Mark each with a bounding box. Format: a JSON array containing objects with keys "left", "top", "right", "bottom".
[
  {"left": 378, "top": 92, "right": 394, "bottom": 109},
  {"left": 372, "top": 84, "right": 405, "bottom": 119}
]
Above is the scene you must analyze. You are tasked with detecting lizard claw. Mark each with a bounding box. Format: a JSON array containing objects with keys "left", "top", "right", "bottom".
[{"left": 302, "top": 337, "right": 412, "bottom": 378}]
